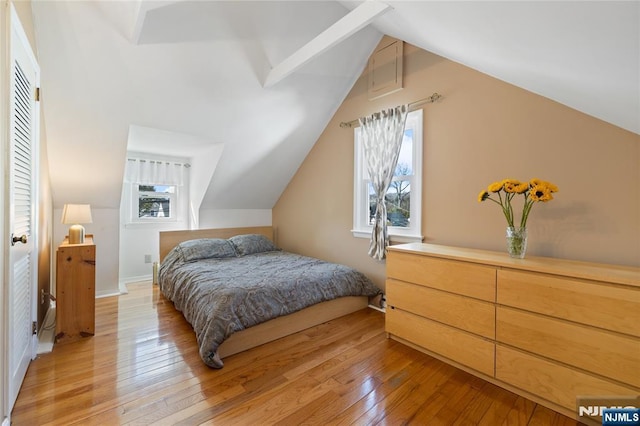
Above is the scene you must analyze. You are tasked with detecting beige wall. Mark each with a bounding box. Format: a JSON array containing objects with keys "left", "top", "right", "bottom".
[
  {"left": 36, "top": 112, "right": 52, "bottom": 326},
  {"left": 273, "top": 38, "right": 640, "bottom": 290}
]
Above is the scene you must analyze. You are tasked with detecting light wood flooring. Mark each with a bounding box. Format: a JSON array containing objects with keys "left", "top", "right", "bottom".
[{"left": 12, "top": 282, "right": 582, "bottom": 425}]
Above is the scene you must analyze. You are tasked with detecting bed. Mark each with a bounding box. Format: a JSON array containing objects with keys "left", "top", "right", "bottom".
[{"left": 158, "top": 226, "right": 382, "bottom": 368}]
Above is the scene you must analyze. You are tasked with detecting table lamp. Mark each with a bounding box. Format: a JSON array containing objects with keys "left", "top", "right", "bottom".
[{"left": 62, "top": 204, "right": 92, "bottom": 244}]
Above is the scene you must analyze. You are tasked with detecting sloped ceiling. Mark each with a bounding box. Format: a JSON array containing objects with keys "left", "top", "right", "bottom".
[
  {"left": 32, "top": 0, "right": 382, "bottom": 210},
  {"left": 32, "top": 1, "right": 639, "bottom": 212},
  {"left": 351, "top": 0, "right": 640, "bottom": 136}
]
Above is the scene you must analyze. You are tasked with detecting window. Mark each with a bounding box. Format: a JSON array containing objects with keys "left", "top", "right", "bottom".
[
  {"left": 135, "top": 185, "right": 176, "bottom": 221},
  {"left": 123, "top": 156, "right": 189, "bottom": 226},
  {"left": 352, "top": 109, "right": 423, "bottom": 242}
]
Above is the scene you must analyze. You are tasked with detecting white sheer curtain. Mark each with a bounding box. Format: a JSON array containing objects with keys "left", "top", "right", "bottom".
[
  {"left": 124, "top": 158, "right": 188, "bottom": 186},
  {"left": 359, "top": 105, "right": 409, "bottom": 260}
]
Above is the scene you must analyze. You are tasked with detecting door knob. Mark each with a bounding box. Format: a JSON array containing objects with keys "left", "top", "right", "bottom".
[{"left": 11, "top": 234, "right": 27, "bottom": 246}]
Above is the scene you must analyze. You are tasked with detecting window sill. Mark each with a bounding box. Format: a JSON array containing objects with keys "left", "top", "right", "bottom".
[{"left": 351, "top": 229, "right": 424, "bottom": 243}]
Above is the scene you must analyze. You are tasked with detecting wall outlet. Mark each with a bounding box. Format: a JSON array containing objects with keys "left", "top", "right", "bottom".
[{"left": 144, "top": 254, "right": 152, "bottom": 264}]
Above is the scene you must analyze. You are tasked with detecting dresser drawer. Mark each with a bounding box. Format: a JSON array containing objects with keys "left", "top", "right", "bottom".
[
  {"left": 497, "top": 269, "right": 640, "bottom": 337},
  {"left": 496, "top": 345, "right": 636, "bottom": 411},
  {"left": 387, "top": 308, "right": 495, "bottom": 376},
  {"left": 496, "top": 306, "right": 640, "bottom": 388},
  {"left": 387, "top": 278, "right": 495, "bottom": 339},
  {"left": 387, "top": 252, "right": 496, "bottom": 302}
]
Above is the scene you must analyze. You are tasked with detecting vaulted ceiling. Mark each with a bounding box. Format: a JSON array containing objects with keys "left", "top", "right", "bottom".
[{"left": 31, "top": 1, "right": 639, "bottom": 211}]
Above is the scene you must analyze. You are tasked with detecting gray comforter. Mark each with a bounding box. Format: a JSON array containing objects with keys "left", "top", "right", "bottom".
[{"left": 159, "top": 240, "right": 381, "bottom": 368}]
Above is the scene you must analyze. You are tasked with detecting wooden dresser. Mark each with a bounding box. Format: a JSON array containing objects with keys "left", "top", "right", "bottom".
[
  {"left": 56, "top": 236, "right": 96, "bottom": 343},
  {"left": 386, "top": 243, "right": 639, "bottom": 421}
]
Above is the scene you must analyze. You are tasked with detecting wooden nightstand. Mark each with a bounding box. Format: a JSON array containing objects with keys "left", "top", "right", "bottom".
[{"left": 55, "top": 235, "right": 96, "bottom": 343}]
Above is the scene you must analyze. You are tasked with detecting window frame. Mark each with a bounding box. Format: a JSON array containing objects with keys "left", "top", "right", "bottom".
[{"left": 352, "top": 109, "right": 423, "bottom": 243}]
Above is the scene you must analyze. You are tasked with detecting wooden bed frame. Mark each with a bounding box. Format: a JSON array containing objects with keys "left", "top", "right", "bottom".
[{"left": 158, "top": 226, "right": 369, "bottom": 359}]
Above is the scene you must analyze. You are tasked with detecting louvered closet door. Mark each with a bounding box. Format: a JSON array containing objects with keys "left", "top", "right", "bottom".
[{"left": 7, "top": 5, "right": 40, "bottom": 413}]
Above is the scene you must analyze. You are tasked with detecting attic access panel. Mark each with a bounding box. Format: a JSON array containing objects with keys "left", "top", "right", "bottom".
[{"left": 368, "top": 38, "right": 403, "bottom": 100}]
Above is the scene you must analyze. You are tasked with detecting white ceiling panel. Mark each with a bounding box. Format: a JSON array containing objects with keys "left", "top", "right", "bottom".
[{"left": 32, "top": 0, "right": 638, "bottom": 211}]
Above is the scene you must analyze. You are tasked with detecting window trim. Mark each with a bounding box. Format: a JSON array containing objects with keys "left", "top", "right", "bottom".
[{"left": 352, "top": 109, "right": 423, "bottom": 243}]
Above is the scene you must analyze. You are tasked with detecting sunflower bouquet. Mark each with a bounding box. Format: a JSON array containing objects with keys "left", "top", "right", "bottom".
[
  {"left": 478, "top": 178, "right": 558, "bottom": 258},
  {"left": 478, "top": 178, "right": 559, "bottom": 229}
]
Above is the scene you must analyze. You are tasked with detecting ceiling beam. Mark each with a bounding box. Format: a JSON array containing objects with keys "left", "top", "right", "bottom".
[
  {"left": 263, "top": 1, "right": 392, "bottom": 88},
  {"left": 130, "top": 0, "right": 184, "bottom": 44},
  {"left": 131, "top": 1, "right": 152, "bottom": 44}
]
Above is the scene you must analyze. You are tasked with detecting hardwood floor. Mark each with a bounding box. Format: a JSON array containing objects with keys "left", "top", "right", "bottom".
[{"left": 12, "top": 282, "right": 582, "bottom": 425}]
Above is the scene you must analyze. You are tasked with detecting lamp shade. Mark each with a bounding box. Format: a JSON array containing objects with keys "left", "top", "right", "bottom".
[{"left": 61, "top": 204, "right": 93, "bottom": 224}]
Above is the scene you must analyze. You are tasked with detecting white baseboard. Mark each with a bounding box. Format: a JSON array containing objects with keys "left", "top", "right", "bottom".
[
  {"left": 368, "top": 304, "right": 386, "bottom": 313},
  {"left": 37, "top": 300, "right": 56, "bottom": 354},
  {"left": 96, "top": 290, "right": 124, "bottom": 299},
  {"left": 119, "top": 275, "right": 152, "bottom": 285},
  {"left": 116, "top": 274, "right": 154, "bottom": 296}
]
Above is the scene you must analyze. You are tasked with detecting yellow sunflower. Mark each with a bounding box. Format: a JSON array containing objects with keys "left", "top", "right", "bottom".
[
  {"left": 488, "top": 181, "right": 503, "bottom": 193},
  {"left": 515, "top": 183, "right": 529, "bottom": 194},
  {"left": 503, "top": 179, "right": 522, "bottom": 193},
  {"left": 478, "top": 177, "right": 559, "bottom": 229},
  {"left": 478, "top": 190, "right": 489, "bottom": 202},
  {"left": 529, "top": 184, "right": 554, "bottom": 202},
  {"left": 530, "top": 178, "right": 559, "bottom": 193}
]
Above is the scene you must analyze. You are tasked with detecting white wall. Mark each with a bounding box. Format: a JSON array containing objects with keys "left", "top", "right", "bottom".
[
  {"left": 119, "top": 223, "right": 186, "bottom": 283},
  {"left": 119, "top": 190, "right": 188, "bottom": 284},
  {"left": 199, "top": 209, "right": 272, "bottom": 229},
  {"left": 53, "top": 208, "right": 120, "bottom": 298},
  {"left": 118, "top": 152, "right": 192, "bottom": 284},
  {"left": 188, "top": 144, "right": 224, "bottom": 229}
]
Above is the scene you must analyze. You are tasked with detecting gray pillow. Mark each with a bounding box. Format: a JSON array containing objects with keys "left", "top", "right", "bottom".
[
  {"left": 228, "top": 234, "right": 277, "bottom": 256},
  {"left": 177, "top": 238, "right": 237, "bottom": 261}
]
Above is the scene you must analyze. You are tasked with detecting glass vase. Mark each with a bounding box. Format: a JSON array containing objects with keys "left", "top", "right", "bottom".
[{"left": 506, "top": 226, "right": 528, "bottom": 259}]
